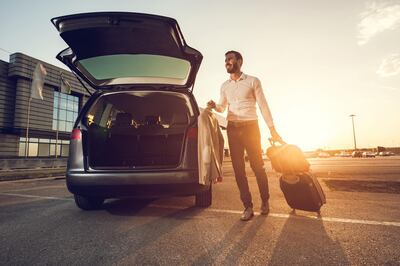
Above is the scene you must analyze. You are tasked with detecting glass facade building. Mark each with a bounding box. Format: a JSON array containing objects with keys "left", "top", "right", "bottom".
[
  {"left": 52, "top": 91, "right": 79, "bottom": 133},
  {"left": 0, "top": 52, "right": 90, "bottom": 159},
  {"left": 18, "top": 137, "right": 70, "bottom": 157}
]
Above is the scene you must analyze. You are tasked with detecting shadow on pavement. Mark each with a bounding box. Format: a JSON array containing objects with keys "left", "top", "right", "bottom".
[
  {"left": 111, "top": 206, "right": 206, "bottom": 264},
  {"left": 192, "top": 215, "right": 266, "bottom": 265},
  {"left": 103, "top": 198, "right": 156, "bottom": 216},
  {"left": 103, "top": 197, "right": 203, "bottom": 219},
  {"left": 269, "top": 214, "right": 349, "bottom": 265}
]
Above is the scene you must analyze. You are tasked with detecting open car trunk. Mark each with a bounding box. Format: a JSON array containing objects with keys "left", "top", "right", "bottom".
[{"left": 84, "top": 90, "right": 195, "bottom": 169}]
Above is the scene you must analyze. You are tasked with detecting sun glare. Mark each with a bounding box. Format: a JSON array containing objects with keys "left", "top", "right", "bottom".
[
  {"left": 287, "top": 124, "right": 333, "bottom": 151},
  {"left": 266, "top": 106, "right": 336, "bottom": 152}
]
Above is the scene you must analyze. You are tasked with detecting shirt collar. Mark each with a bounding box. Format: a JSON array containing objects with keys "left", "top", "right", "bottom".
[{"left": 229, "top": 72, "right": 247, "bottom": 82}]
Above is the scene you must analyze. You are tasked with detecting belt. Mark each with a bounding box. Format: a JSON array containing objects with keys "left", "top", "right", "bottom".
[{"left": 227, "top": 120, "right": 258, "bottom": 127}]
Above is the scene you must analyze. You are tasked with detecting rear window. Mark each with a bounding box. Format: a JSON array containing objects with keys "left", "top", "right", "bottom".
[
  {"left": 85, "top": 91, "right": 195, "bottom": 129},
  {"left": 77, "top": 54, "right": 191, "bottom": 86}
]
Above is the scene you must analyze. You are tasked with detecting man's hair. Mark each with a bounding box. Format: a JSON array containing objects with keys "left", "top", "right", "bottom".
[{"left": 225, "top": 50, "right": 243, "bottom": 62}]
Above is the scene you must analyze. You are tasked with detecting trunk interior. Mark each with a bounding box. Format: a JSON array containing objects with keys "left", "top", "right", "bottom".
[{"left": 84, "top": 90, "right": 195, "bottom": 169}]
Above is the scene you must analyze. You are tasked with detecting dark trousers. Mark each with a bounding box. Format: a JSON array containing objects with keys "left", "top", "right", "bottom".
[{"left": 227, "top": 120, "right": 269, "bottom": 208}]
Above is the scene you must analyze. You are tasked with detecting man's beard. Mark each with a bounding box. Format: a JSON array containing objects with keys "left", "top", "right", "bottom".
[{"left": 226, "top": 63, "right": 239, "bottom": 73}]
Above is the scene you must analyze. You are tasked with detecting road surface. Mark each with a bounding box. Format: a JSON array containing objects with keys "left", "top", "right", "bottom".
[{"left": 1, "top": 157, "right": 399, "bottom": 265}]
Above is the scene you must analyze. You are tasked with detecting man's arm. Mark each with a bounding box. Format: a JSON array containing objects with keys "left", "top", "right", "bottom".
[
  {"left": 268, "top": 126, "right": 283, "bottom": 142},
  {"left": 208, "top": 86, "right": 227, "bottom": 113},
  {"left": 254, "top": 78, "right": 274, "bottom": 127},
  {"left": 254, "top": 78, "right": 283, "bottom": 142}
]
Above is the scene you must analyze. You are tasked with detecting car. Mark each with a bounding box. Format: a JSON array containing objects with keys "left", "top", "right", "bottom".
[
  {"left": 378, "top": 151, "right": 395, "bottom": 156},
  {"left": 52, "top": 12, "right": 210, "bottom": 210},
  {"left": 362, "top": 151, "right": 375, "bottom": 158},
  {"left": 351, "top": 151, "right": 363, "bottom": 157},
  {"left": 318, "top": 152, "right": 330, "bottom": 158},
  {"left": 335, "top": 151, "right": 351, "bottom": 157}
]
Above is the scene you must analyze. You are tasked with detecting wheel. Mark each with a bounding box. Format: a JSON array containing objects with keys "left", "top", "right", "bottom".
[
  {"left": 74, "top": 194, "right": 105, "bottom": 210},
  {"left": 195, "top": 185, "right": 212, "bottom": 208}
]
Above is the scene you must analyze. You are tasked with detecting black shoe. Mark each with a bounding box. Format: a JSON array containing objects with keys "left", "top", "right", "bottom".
[
  {"left": 260, "top": 202, "right": 270, "bottom": 215},
  {"left": 240, "top": 207, "right": 254, "bottom": 221}
]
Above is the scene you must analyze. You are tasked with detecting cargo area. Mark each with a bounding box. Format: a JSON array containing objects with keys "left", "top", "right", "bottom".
[{"left": 84, "top": 91, "right": 195, "bottom": 169}]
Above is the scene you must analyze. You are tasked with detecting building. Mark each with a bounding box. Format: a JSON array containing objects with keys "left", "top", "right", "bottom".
[{"left": 0, "top": 53, "right": 91, "bottom": 163}]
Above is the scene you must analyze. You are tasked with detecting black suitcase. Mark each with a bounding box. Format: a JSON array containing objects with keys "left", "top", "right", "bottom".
[{"left": 280, "top": 172, "right": 326, "bottom": 215}]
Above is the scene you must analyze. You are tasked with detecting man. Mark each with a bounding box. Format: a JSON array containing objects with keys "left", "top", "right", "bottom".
[{"left": 208, "top": 50, "right": 282, "bottom": 221}]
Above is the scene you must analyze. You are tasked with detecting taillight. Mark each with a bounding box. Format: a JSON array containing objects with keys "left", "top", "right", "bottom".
[
  {"left": 70, "top": 128, "right": 82, "bottom": 140},
  {"left": 186, "top": 127, "right": 198, "bottom": 140}
]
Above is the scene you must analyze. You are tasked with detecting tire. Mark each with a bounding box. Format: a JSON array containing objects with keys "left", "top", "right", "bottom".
[
  {"left": 195, "top": 185, "right": 212, "bottom": 208},
  {"left": 74, "top": 194, "right": 104, "bottom": 210}
]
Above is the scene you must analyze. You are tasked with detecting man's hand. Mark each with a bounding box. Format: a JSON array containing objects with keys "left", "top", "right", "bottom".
[
  {"left": 207, "top": 100, "right": 216, "bottom": 109},
  {"left": 269, "top": 126, "right": 284, "bottom": 143}
]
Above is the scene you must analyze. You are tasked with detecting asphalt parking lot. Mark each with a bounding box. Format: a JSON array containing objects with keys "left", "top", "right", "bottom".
[{"left": 1, "top": 157, "right": 400, "bottom": 265}]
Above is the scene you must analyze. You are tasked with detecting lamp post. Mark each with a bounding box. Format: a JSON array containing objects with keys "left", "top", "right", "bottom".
[{"left": 349, "top": 114, "right": 357, "bottom": 151}]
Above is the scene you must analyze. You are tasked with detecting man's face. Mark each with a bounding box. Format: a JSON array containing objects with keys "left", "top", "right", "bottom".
[{"left": 225, "top": 53, "right": 241, "bottom": 73}]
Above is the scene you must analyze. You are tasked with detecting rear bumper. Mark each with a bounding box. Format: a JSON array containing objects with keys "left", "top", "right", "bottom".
[{"left": 66, "top": 169, "right": 207, "bottom": 198}]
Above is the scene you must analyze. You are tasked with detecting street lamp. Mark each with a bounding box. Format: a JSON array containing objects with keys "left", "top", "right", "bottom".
[{"left": 349, "top": 114, "right": 357, "bottom": 151}]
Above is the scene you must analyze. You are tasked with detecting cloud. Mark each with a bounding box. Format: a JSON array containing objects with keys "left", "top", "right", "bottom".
[
  {"left": 357, "top": 1, "right": 400, "bottom": 45},
  {"left": 377, "top": 53, "right": 400, "bottom": 77}
]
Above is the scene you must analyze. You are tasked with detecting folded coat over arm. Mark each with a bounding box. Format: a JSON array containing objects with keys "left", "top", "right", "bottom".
[{"left": 198, "top": 108, "right": 224, "bottom": 185}]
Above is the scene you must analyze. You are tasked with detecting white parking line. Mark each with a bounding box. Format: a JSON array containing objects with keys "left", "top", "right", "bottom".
[
  {"left": 3, "top": 186, "right": 66, "bottom": 192},
  {"left": 149, "top": 204, "right": 400, "bottom": 227},
  {"left": 1, "top": 192, "right": 400, "bottom": 227}
]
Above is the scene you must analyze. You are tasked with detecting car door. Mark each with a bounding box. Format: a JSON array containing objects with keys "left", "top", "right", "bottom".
[{"left": 52, "top": 12, "right": 203, "bottom": 91}]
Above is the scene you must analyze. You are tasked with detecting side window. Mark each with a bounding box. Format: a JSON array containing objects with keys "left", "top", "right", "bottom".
[
  {"left": 85, "top": 91, "right": 194, "bottom": 130},
  {"left": 86, "top": 98, "right": 114, "bottom": 128},
  {"left": 99, "top": 104, "right": 114, "bottom": 128}
]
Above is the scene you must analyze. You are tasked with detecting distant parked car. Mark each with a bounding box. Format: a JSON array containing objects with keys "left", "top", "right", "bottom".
[
  {"left": 318, "top": 152, "right": 330, "bottom": 158},
  {"left": 379, "top": 151, "right": 395, "bottom": 156},
  {"left": 362, "top": 151, "right": 375, "bottom": 158},
  {"left": 335, "top": 151, "right": 351, "bottom": 157},
  {"left": 351, "top": 151, "right": 363, "bottom": 158}
]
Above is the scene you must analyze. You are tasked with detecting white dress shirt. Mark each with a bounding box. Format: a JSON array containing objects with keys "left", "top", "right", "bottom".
[{"left": 215, "top": 73, "right": 274, "bottom": 128}]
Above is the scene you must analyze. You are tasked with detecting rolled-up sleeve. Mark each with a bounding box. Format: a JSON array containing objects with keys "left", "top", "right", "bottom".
[
  {"left": 215, "top": 85, "right": 227, "bottom": 113},
  {"left": 254, "top": 78, "right": 274, "bottom": 128}
]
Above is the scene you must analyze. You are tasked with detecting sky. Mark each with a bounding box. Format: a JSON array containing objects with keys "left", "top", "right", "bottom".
[{"left": 0, "top": 0, "right": 399, "bottom": 151}]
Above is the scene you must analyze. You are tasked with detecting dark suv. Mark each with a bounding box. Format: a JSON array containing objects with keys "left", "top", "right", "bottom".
[{"left": 52, "top": 12, "right": 211, "bottom": 210}]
